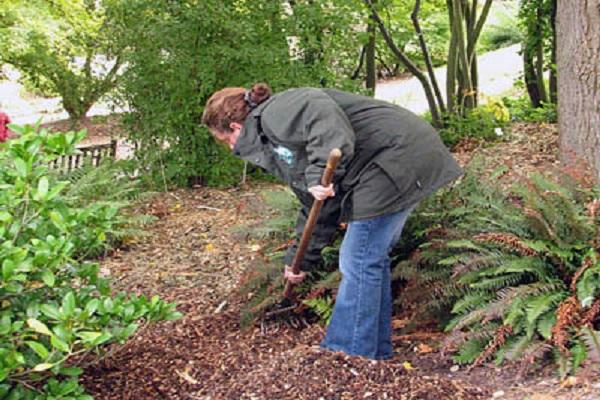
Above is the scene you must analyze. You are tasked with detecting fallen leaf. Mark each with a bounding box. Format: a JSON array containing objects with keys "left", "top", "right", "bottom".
[
  {"left": 402, "top": 361, "right": 415, "bottom": 370},
  {"left": 176, "top": 369, "right": 199, "bottom": 384},
  {"left": 415, "top": 343, "right": 434, "bottom": 354},
  {"left": 391, "top": 319, "right": 409, "bottom": 329},
  {"left": 560, "top": 376, "right": 578, "bottom": 388},
  {"left": 205, "top": 243, "right": 216, "bottom": 252},
  {"left": 530, "top": 394, "right": 555, "bottom": 400},
  {"left": 248, "top": 244, "right": 261, "bottom": 252}
]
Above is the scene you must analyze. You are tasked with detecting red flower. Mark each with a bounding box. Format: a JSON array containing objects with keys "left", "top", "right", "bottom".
[{"left": 0, "top": 112, "right": 12, "bottom": 142}]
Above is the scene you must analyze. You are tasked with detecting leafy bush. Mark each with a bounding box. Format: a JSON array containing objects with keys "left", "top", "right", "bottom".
[
  {"left": 0, "top": 124, "right": 181, "bottom": 398},
  {"left": 438, "top": 99, "right": 511, "bottom": 148},
  {"left": 118, "top": 0, "right": 363, "bottom": 188},
  {"left": 504, "top": 95, "right": 558, "bottom": 123},
  {"left": 396, "top": 162, "right": 600, "bottom": 376},
  {"left": 58, "top": 161, "right": 156, "bottom": 258},
  {"left": 479, "top": 4, "right": 522, "bottom": 51}
]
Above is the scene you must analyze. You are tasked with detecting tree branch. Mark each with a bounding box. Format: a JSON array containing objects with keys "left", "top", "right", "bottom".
[
  {"left": 364, "top": 0, "right": 442, "bottom": 127},
  {"left": 411, "top": 0, "right": 446, "bottom": 114}
]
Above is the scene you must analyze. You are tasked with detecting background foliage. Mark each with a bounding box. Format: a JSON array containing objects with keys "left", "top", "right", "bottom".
[
  {"left": 117, "top": 0, "right": 365, "bottom": 188},
  {"left": 0, "top": 0, "right": 127, "bottom": 124}
]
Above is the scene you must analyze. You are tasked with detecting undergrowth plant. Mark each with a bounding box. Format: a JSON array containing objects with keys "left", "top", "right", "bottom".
[
  {"left": 236, "top": 188, "right": 342, "bottom": 326},
  {"left": 58, "top": 161, "right": 156, "bottom": 258},
  {"left": 438, "top": 99, "right": 511, "bottom": 148},
  {"left": 396, "top": 161, "right": 600, "bottom": 376},
  {"left": 0, "top": 124, "right": 181, "bottom": 399}
]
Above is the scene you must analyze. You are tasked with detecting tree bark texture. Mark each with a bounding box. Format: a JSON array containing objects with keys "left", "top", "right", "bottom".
[
  {"left": 366, "top": 14, "right": 377, "bottom": 90},
  {"left": 557, "top": 0, "right": 600, "bottom": 182}
]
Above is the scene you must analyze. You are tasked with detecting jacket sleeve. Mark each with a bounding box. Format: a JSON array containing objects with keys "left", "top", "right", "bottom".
[
  {"left": 302, "top": 91, "right": 355, "bottom": 188},
  {"left": 284, "top": 188, "right": 341, "bottom": 270}
]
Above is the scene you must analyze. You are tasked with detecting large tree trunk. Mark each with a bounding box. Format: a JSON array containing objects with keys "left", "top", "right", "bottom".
[{"left": 557, "top": 0, "right": 600, "bottom": 182}]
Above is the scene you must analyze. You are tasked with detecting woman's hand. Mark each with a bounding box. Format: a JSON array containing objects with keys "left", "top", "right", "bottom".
[
  {"left": 308, "top": 184, "right": 335, "bottom": 201},
  {"left": 284, "top": 265, "right": 306, "bottom": 284}
]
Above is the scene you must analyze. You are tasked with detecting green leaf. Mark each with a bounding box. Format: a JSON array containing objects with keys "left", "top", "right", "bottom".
[
  {"left": 59, "top": 367, "right": 82, "bottom": 377},
  {"left": 2, "top": 260, "right": 16, "bottom": 280},
  {"left": 76, "top": 331, "right": 102, "bottom": 343},
  {"left": 13, "top": 157, "right": 28, "bottom": 177},
  {"left": 33, "top": 362, "right": 54, "bottom": 372},
  {"left": 49, "top": 211, "right": 67, "bottom": 231},
  {"left": 0, "top": 316, "right": 12, "bottom": 335},
  {"left": 26, "top": 341, "right": 49, "bottom": 359},
  {"left": 51, "top": 335, "right": 70, "bottom": 353},
  {"left": 62, "top": 292, "right": 76, "bottom": 317},
  {"left": 36, "top": 177, "right": 49, "bottom": 200},
  {"left": 84, "top": 299, "right": 99, "bottom": 316},
  {"left": 0, "top": 211, "right": 12, "bottom": 223},
  {"left": 27, "top": 319, "right": 52, "bottom": 336},
  {"left": 40, "top": 304, "right": 61, "bottom": 320},
  {"left": 47, "top": 181, "right": 68, "bottom": 200},
  {"left": 41, "top": 270, "right": 55, "bottom": 287}
]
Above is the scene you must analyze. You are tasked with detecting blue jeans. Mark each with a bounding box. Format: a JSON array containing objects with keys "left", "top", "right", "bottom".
[{"left": 320, "top": 206, "right": 415, "bottom": 359}]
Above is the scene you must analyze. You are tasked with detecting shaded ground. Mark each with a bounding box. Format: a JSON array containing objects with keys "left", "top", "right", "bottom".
[{"left": 77, "top": 122, "right": 600, "bottom": 399}]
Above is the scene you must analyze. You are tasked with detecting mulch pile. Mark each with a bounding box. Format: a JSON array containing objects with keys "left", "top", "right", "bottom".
[
  {"left": 79, "top": 182, "right": 488, "bottom": 399},
  {"left": 82, "top": 306, "right": 487, "bottom": 400}
]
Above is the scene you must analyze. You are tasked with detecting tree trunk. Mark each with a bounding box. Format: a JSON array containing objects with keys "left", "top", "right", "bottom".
[
  {"left": 365, "top": 0, "right": 442, "bottom": 127},
  {"left": 366, "top": 12, "right": 377, "bottom": 91},
  {"left": 535, "top": 3, "right": 549, "bottom": 104},
  {"left": 557, "top": 0, "right": 600, "bottom": 182},
  {"left": 549, "top": 0, "right": 558, "bottom": 104},
  {"left": 523, "top": 46, "right": 542, "bottom": 108}
]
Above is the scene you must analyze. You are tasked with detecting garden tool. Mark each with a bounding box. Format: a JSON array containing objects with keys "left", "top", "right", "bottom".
[
  {"left": 283, "top": 148, "right": 342, "bottom": 298},
  {"left": 263, "top": 148, "right": 342, "bottom": 320}
]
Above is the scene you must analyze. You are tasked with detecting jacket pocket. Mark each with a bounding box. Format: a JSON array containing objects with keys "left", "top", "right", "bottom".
[{"left": 372, "top": 151, "right": 417, "bottom": 199}]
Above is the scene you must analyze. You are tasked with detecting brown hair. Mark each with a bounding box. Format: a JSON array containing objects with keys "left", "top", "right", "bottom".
[{"left": 201, "top": 83, "right": 272, "bottom": 133}]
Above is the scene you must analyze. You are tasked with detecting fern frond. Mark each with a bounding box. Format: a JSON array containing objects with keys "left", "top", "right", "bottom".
[
  {"left": 452, "top": 337, "right": 487, "bottom": 365},
  {"left": 580, "top": 327, "right": 600, "bottom": 362},
  {"left": 312, "top": 270, "right": 341, "bottom": 291},
  {"left": 525, "top": 292, "right": 567, "bottom": 326}
]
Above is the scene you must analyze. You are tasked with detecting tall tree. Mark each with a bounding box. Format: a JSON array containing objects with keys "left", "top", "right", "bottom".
[
  {"left": 0, "top": 0, "right": 126, "bottom": 126},
  {"left": 556, "top": 0, "right": 600, "bottom": 181},
  {"left": 519, "top": 0, "right": 557, "bottom": 108}
]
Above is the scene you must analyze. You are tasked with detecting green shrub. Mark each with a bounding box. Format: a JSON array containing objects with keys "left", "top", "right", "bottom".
[
  {"left": 480, "top": 4, "right": 522, "bottom": 52},
  {"left": 0, "top": 124, "right": 181, "bottom": 398},
  {"left": 438, "top": 99, "right": 511, "bottom": 148},
  {"left": 58, "top": 161, "right": 156, "bottom": 258},
  {"left": 504, "top": 95, "right": 558, "bottom": 123},
  {"left": 396, "top": 162, "right": 600, "bottom": 376},
  {"left": 118, "top": 0, "right": 363, "bottom": 188}
]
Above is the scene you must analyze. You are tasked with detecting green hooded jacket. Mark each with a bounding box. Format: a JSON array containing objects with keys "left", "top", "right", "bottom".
[{"left": 232, "top": 88, "right": 462, "bottom": 269}]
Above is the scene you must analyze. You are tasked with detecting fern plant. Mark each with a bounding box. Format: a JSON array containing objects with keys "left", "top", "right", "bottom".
[
  {"left": 51, "top": 160, "right": 156, "bottom": 258},
  {"left": 235, "top": 187, "right": 344, "bottom": 325},
  {"left": 396, "top": 162, "right": 600, "bottom": 376}
]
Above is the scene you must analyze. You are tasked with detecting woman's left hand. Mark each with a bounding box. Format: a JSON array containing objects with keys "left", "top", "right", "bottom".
[{"left": 308, "top": 184, "right": 335, "bottom": 201}]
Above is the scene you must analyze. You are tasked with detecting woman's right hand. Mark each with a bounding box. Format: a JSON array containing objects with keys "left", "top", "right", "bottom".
[{"left": 308, "top": 184, "right": 335, "bottom": 201}]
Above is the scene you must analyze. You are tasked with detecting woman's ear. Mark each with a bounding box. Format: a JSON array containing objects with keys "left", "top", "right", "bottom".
[{"left": 229, "top": 122, "right": 243, "bottom": 132}]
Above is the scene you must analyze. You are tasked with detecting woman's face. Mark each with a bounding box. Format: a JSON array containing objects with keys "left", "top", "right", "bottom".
[{"left": 212, "top": 122, "right": 242, "bottom": 150}]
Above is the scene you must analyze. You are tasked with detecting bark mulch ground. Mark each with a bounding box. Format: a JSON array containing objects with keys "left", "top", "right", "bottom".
[
  {"left": 79, "top": 122, "right": 600, "bottom": 400},
  {"left": 80, "top": 185, "right": 489, "bottom": 400}
]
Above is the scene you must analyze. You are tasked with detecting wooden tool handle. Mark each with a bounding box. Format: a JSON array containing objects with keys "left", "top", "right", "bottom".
[{"left": 284, "top": 148, "right": 342, "bottom": 299}]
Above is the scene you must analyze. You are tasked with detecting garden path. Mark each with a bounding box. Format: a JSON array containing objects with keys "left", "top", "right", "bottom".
[{"left": 374, "top": 45, "right": 522, "bottom": 113}]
